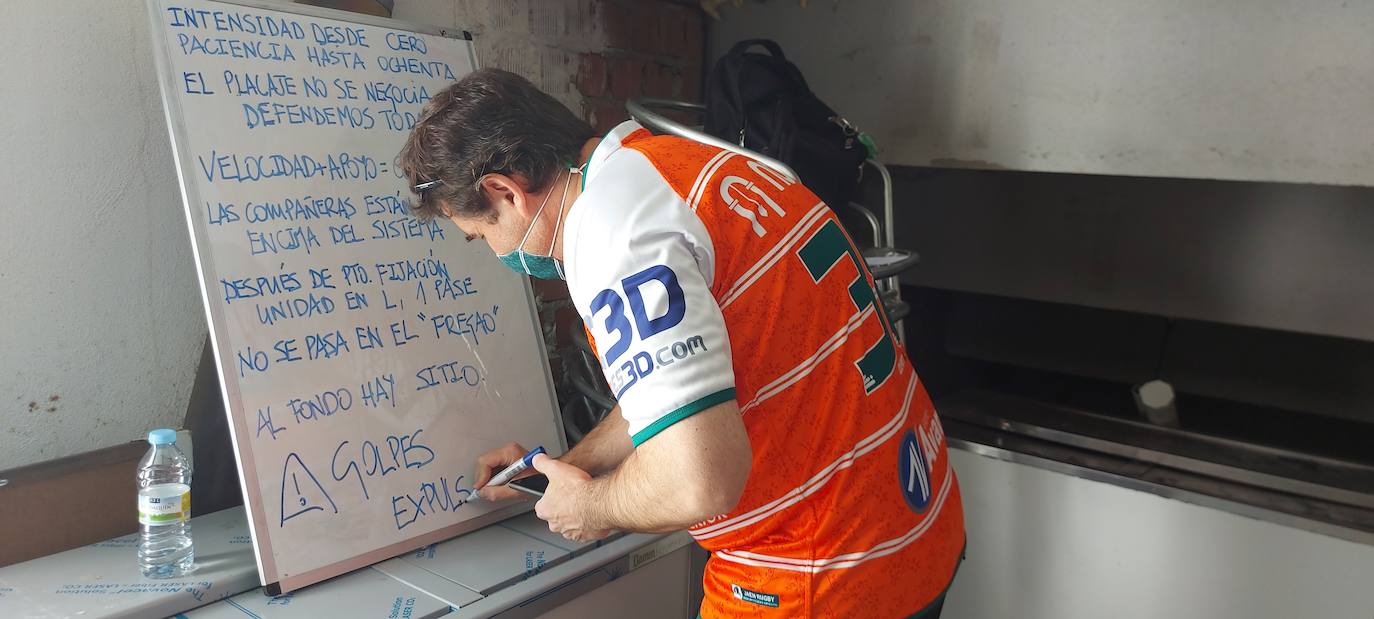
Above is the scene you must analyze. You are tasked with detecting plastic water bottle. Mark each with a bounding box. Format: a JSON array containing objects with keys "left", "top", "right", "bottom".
[{"left": 137, "top": 429, "right": 194, "bottom": 578}]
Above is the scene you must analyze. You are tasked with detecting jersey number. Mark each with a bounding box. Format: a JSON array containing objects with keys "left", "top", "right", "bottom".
[{"left": 796, "top": 220, "right": 897, "bottom": 394}]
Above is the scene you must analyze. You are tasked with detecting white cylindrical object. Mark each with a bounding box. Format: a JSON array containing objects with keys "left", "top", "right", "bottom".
[{"left": 1133, "top": 380, "right": 1180, "bottom": 427}]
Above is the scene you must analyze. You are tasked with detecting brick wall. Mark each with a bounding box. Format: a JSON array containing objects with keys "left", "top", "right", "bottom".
[
  {"left": 583, "top": 0, "right": 704, "bottom": 131},
  {"left": 395, "top": 0, "right": 705, "bottom": 133}
]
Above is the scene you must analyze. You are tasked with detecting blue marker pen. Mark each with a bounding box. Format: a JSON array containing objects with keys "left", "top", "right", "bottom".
[{"left": 477, "top": 446, "right": 546, "bottom": 495}]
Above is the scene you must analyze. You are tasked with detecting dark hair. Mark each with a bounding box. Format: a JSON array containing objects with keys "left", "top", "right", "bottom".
[{"left": 397, "top": 68, "right": 595, "bottom": 221}]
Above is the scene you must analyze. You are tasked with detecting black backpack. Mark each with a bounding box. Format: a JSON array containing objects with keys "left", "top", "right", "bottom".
[{"left": 703, "top": 39, "right": 868, "bottom": 212}]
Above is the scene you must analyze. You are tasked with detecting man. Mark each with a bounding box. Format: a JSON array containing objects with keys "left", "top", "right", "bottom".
[{"left": 399, "top": 68, "right": 964, "bottom": 618}]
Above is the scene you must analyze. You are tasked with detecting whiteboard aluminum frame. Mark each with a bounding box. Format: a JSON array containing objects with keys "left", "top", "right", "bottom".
[{"left": 144, "top": 0, "right": 566, "bottom": 593}]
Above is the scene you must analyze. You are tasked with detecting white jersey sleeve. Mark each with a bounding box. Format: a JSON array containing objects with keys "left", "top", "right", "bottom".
[{"left": 565, "top": 148, "right": 736, "bottom": 447}]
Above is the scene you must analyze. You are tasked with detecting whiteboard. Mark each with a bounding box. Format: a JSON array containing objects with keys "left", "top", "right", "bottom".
[{"left": 145, "top": 0, "right": 565, "bottom": 593}]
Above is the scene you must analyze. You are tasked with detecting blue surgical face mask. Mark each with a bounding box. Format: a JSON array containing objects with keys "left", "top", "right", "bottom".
[{"left": 496, "top": 165, "right": 582, "bottom": 280}]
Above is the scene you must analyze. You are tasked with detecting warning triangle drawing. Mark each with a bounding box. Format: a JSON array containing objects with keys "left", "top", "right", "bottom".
[{"left": 279, "top": 452, "right": 338, "bottom": 526}]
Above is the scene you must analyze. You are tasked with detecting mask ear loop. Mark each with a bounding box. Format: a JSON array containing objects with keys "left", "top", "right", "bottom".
[
  {"left": 507, "top": 171, "right": 561, "bottom": 273},
  {"left": 548, "top": 166, "right": 580, "bottom": 279}
]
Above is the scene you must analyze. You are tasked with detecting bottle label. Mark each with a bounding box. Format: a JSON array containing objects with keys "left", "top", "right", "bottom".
[{"left": 138, "top": 484, "right": 190, "bottom": 525}]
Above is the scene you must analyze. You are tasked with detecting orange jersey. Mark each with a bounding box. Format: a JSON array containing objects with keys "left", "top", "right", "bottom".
[{"left": 565, "top": 121, "right": 965, "bottom": 617}]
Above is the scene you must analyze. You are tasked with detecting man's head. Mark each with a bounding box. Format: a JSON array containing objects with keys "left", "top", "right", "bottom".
[{"left": 398, "top": 68, "right": 595, "bottom": 258}]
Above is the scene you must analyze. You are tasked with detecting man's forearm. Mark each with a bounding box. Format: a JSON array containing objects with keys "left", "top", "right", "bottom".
[
  {"left": 578, "top": 403, "right": 751, "bottom": 534},
  {"left": 558, "top": 405, "right": 633, "bottom": 476},
  {"left": 580, "top": 451, "right": 702, "bottom": 533}
]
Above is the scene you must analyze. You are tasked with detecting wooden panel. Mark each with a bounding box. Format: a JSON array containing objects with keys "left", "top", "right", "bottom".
[{"left": 0, "top": 441, "right": 145, "bottom": 567}]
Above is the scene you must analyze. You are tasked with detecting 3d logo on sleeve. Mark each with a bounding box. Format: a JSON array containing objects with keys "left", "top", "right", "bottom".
[{"left": 587, "top": 264, "right": 705, "bottom": 399}]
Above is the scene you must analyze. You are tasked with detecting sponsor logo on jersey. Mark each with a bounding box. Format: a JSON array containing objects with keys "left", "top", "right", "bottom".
[
  {"left": 731, "top": 584, "right": 780, "bottom": 608},
  {"left": 608, "top": 334, "right": 708, "bottom": 398},
  {"left": 589, "top": 264, "right": 704, "bottom": 398},
  {"left": 898, "top": 413, "right": 947, "bottom": 513},
  {"left": 898, "top": 429, "right": 932, "bottom": 513}
]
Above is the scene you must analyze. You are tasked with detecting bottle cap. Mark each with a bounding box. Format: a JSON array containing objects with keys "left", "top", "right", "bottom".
[{"left": 147, "top": 429, "right": 177, "bottom": 445}]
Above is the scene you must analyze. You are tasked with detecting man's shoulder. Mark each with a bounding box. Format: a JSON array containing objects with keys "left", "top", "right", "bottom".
[
  {"left": 565, "top": 148, "right": 721, "bottom": 295},
  {"left": 575, "top": 148, "right": 685, "bottom": 231},
  {"left": 616, "top": 134, "right": 729, "bottom": 196}
]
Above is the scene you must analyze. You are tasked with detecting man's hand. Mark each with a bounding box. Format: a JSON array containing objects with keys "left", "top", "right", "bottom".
[
  {"left": 531, "top": 454, "right": 611, "bottom": 543},
  {"left": 473, "top": 442, "right": 536, "bottom": 502}
]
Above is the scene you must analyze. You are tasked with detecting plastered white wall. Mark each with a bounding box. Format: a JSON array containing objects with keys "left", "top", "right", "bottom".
[
  {"left": 0, "top": 1, "right": 204, "bottom": 469},
  {"left": 709, "top": 0, "right": 1374, "bottom": 187},
  {"left": 391, "top": 0, "right": 605, "bottom": 116}
]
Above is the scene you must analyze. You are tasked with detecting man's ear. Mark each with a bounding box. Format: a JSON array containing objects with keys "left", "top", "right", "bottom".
[{"left": 477, "top": 173, "right": 530, "bottom": 219}]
